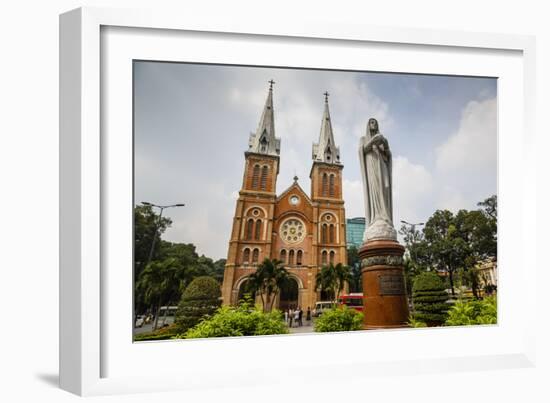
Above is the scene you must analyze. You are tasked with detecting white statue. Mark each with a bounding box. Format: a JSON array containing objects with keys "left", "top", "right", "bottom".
[{"left": 359, "top": 118, "right": 397, "bottom": 241}]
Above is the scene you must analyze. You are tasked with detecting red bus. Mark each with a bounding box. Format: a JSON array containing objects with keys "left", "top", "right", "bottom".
[{"left": 337, "top": 293, "right": 364, "bottom": 312}]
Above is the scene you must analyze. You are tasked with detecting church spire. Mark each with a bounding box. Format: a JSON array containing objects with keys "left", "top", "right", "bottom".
[
  {"left": 248, "top": 80, "right": 281, "bottom": 156},
  {"left": 312, "top": 92, "right": 341, "bottom": 164}
]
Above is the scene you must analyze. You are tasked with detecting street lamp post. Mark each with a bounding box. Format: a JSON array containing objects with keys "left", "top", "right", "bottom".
[
  {"left": 139, "top": 202, "right": 185, "bottom": 329},
  {"left": 142, "top": 202, "right": 185, "bottom": 269}
]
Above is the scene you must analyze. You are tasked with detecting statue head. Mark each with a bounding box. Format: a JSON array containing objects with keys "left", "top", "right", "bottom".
[{"left": 367, "top": 118, "right": 379, "bottom": 135}]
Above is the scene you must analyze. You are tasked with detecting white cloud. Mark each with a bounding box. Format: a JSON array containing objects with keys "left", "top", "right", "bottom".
[{"left": 435, "top": 97, "right": 496, "bottom": 181}]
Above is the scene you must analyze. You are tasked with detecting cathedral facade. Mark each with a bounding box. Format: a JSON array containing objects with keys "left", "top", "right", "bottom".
[{"left": 221, "top": 83, "right": 347, "bottom": 311}]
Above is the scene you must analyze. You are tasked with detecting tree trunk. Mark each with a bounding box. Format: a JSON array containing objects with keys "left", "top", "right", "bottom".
[
  {"left": 152, "top": 297, "right": 162, "bottom": 331},
  {"left": 449, "top": 270, "right": 455, "bottom": 296}
]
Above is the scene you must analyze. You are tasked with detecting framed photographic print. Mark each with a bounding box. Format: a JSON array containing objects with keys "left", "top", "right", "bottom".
[{"left": 60, "top": 6, "right": 536, "bottom": 396}]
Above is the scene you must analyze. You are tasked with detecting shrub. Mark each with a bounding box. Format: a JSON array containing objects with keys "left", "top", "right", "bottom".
[
  {"left": 408, "top": 315, "right": 427, "bottom": 328},
  {"left": 445, "top": 295, "right": 497, "bottom": 326},
  {"left": 182, "top": 299, "right": 288, "bottom": 339},
  {"left": 175, "top": 276, "right": 221, "bottom": 333},
  {"left": 133, "top": 324, "right": 179, "bottom": 341},
  {"left": 412, "top": 272, "right": 450, "bottom": 326},
  {"left": 314, "top": 306, "right": 363, "bottom": 332}
]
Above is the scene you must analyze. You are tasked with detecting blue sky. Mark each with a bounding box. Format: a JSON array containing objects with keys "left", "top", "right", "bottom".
[{"left": 134, "top": 62, "right": 497, "bottom": 260}]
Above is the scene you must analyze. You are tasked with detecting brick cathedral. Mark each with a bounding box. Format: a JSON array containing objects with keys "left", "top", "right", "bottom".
[{"left": 221, "top": 82, "right": 347, "bottom": 310}]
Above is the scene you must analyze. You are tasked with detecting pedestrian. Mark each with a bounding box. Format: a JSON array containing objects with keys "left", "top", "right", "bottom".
[
  {"left": 289, "top": 308, "right": 294, "bottom": 327},
  {"left": 284, "top": 309, "right": 288, "bottom": 325},
  {"left": 298, "top": 307, "right": 303, "bottom": 327},
  {"left": 294, "top": 308, "right": 300, "bottom": 327},
  {"left": 306, "top": 306, "right": 311, "bottom": 325}
]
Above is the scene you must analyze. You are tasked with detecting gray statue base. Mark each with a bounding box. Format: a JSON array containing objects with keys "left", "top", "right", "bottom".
[{"left": 364, "top": 219, "right": 397, "bottom": 242}]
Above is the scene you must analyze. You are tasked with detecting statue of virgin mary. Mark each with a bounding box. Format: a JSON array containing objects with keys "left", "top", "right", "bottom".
[{"left": 358, "top": 118, "right": 397, "bottom": 241}]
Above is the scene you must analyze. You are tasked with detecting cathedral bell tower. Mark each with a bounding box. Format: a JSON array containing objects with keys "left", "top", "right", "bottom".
[
  {"left": 221, "top": 81, "right": 281, "bottom": 305},
  {"left": 310, "top": 92, "right": 347, "bottom": 271}
]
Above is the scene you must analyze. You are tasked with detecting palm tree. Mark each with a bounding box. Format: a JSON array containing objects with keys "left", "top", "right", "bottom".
[
  {"left": 247, "top": 258, "right": 289, "bottom": 312},
  {"left": 315, "top": 263, "right": 351, "bottom": 305}
]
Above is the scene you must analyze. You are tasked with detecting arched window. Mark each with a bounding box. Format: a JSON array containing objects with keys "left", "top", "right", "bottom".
[
  {"left": 321, "top": 224, "right": 328, "bottom": 244},
  {"left": 280, "top": 249, "right": 287, "bottom": 264},
  {"left": 321, "top": 250, "right": 328, "bottom": 265},
  {"left": 260, "top": 166, "right": 268, "bottom": 190},
  {"left": 329, "top": 224, "right": 335, "bottom": 243},
  {"left": 251, "top": 165, "right": 260, "bottom": 189},
  {"left": 243, "top": 248, "right": 250, "bottom": 264},
  {"left": 322, "top": 173, "right": 328, "bottom": 196},
  {"left": 252, "top": 248, "right": 259, "bottom": 264},
  {"left": 329, "top": 251, "right": 335, "bottom": 264},
  {"left": 288, "top": 250, "right": 295, "bottom": 266},
  {"left": 297, "top": 250, "right": 303, "bottom": 266},
  {"left": 329, "top": 174, "right": 335, "bottom": 197},
  {"left": 246, "top": 219, "right": 254, "bottom": 240},
  {"left": 254, "top": 219, "right": 262, "bottom": 240}
]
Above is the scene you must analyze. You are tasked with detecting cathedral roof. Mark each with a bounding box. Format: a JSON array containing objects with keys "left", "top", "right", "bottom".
[
  {"left": 276, "top": 176, "right": 313, "bottom": 206},
  {"left": 247, "top": 81, "right": 281, "bottom": 157},
  {"left": 312, "top": 93, "right": 341, "bottom": 165}
]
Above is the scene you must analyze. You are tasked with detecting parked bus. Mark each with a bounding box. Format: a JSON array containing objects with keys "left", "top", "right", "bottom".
[{"left": 337, "top": 293, "right": 364, "bottom": 312}]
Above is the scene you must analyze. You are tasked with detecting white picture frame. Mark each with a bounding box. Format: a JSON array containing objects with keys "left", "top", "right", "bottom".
[{"left": 60, "top": 6, "right": 537, "bottom": 396}]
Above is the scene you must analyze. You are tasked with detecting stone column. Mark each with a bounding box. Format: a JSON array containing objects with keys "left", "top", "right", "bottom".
[{"left": 359, "top": 239, "right": 409, "bottom": 329}]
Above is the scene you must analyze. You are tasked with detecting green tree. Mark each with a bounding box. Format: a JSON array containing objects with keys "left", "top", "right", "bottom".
[
  {"left": 412, "top": 272, "right": 450, "bottom": 326},
  {"left": 183, "top": 296, "right": 288, "bottom": 338},
  {"left": 315, "top": 263, "right": 351, "bottom": 302},
  {"left": 314, "top": 306, "right": 363, "bottom": 332},
  {"left": 247, "top": 258, "right": 289, "bottom": 312},
  {"left": 175, "top": 276, "right": 221, "bottom": 333},
  {"left": 136, "top": 257, "right": 185, "bottom": 330}
]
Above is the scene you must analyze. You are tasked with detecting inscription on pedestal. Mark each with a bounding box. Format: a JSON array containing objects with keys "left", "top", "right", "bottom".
[{"left": 378, "top": 274, "right": 405, "bottom": 295}]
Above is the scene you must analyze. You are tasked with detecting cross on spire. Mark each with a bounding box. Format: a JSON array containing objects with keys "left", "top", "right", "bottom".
[
  {"left": 269, "top": 79, "right": 275, "bottom": 90},
  {"left": 324, "top": 91, "right": 330, "bottom": 102}
]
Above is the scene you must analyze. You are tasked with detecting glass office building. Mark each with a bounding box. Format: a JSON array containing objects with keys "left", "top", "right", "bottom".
[{"left": 346, "top": 217, "right": 366, "bottom": 249}]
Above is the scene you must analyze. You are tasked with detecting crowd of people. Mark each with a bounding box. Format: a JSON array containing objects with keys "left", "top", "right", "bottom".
[{"left": 284, "top": 306, "right": 312, "bottom": 327}]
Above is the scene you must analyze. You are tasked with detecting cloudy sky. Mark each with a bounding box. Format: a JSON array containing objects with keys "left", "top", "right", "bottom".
[{"left": 134, "top": 62, "right": 497, "bottom": 260}]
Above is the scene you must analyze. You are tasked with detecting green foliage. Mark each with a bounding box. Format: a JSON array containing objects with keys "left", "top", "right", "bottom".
[
  {"left": 247, "top": 258, "right": 289, "bottom": 312},
  {"left": 445, "top": 296, "right": 497, "bottom": 326},
  {"left": 408, "top": 315, "right": 427, "bottom": 328},
  {"left": 314, "top": 306, "right": 364, "bottom": 332},
  {"left": 175, "top": 276, "right": 221, "bottom": 333},
  {"left": 182, "top": 299, "right": 288, "bottom": 339},
  {"left": 315, "top": 263, "right": 351, "bottom": 302},
  {"left": 412, "top": 272, "right": 450, "bottom": 325},
  {"left": 134, "top": 324, "right": 179, "bottom": 341}
]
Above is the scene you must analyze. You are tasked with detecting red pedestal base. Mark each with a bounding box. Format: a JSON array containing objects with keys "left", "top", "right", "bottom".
[{"left": 359, "top": 239, "right": 410, "bottom": 329}]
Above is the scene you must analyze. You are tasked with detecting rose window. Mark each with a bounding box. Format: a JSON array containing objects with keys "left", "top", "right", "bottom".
[{"left": 280, "top": 218, "right": 305, "bottom": 244}]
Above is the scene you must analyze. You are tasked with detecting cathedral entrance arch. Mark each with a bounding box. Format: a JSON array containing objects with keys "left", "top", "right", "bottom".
[
  {"left": 235, "top": 277, "right": 256, "bottom": 305},
  {"left": 278, "top": 277, "right": 299, "bottom": 311}
]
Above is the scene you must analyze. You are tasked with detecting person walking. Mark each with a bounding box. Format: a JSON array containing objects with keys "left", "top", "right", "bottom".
[
  {"left": 289, "top": 308, "right": 294, "bottom": 328},
  {"left": 298, "top": 307, "right": 303, "bottom": 327},
  {"left": 294, "top": 308, "right": 300, "bottom": 327},
  {"left": 306, "top": 306, "right": 311, "bottom": 325},
  {"left": 284, "top": 309, "right": 289, "bottom": 325}
]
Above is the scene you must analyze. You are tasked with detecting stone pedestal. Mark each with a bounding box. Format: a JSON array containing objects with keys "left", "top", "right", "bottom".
[{"left": 359, "top": 239, "right": 409, "bottom": 329}]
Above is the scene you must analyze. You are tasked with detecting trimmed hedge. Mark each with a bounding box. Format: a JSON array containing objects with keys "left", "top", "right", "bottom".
[
  {"left": 175, "top": 276, "right": 221, "bottom": 333},
  {"left": 412, "top": 272, "right": 450, "bottom": 326}
]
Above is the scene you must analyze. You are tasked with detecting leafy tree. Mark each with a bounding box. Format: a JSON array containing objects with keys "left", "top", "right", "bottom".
[
  {"left": 247, "top": 258, "right": 289, "bottom": 312},
  {"left": 347, "top": 246, "right": 362, "bottom": 293},
  {"left": 183, "top": 296, "right": 288, "bottom": 338},
  {"left": 478, "top": 195, "right": 497, "bottom": 221},
  {"left": 445, "top": 296, "right": 497, "bottom": 326},
  {"left": 136, "top": 257, "right": 185, "bottom": 330},
  {"left": 134, "top": 205, "right": 172, "bottom": 315},
  {"left": 175, "top": 276, "right": 221, "bottom": 333},
  {"left": 412, "top": 272, "right": 450, "bottom": 326},
  {"left": 315, "top": 263, "right": 351, "bottom": 302},
  {"left": 134, "top": 205, "right": 172, "bottom": 278},
  {"left": 314, "top": 306, "right": 363, "bottom": 332}
]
